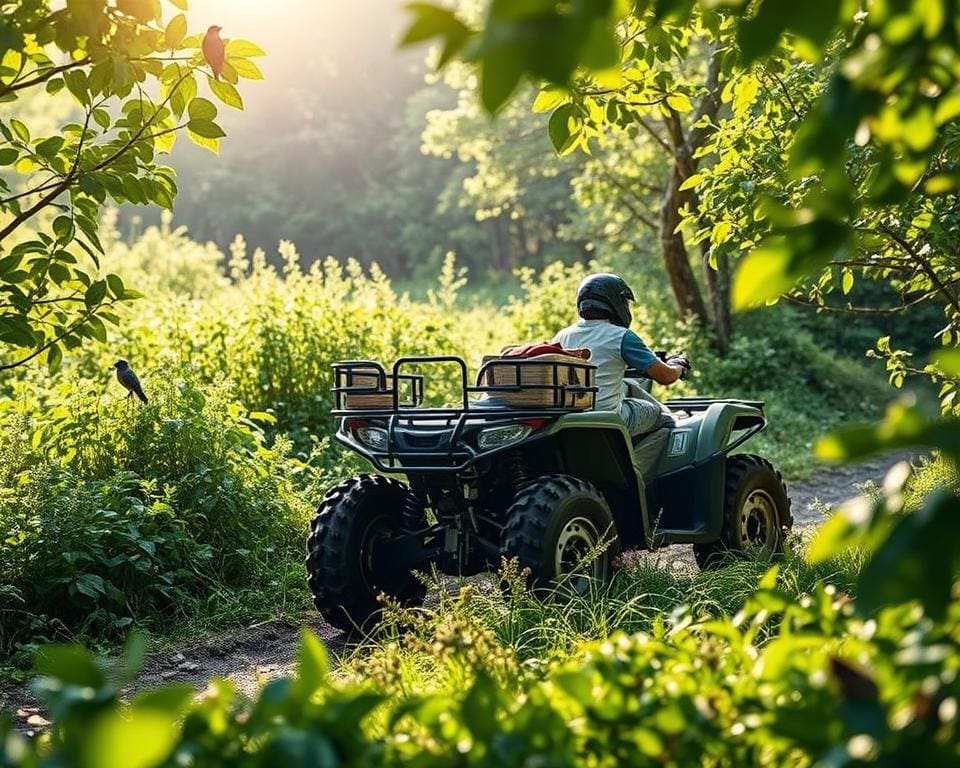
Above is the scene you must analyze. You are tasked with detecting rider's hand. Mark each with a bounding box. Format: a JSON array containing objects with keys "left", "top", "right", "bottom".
[{"left": 667, "top": 354, "right": 692, "bottom": 380}]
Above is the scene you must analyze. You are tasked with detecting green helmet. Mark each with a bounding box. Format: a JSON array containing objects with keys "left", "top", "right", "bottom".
[{"left": 577, "top": 273, "right": 635, "bottom": 328}]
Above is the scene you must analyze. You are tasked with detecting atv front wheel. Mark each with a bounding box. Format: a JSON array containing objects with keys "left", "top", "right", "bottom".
[
  {"left": 502, "top": 474, "right": 619, "bottom": 592},
  {"left": 306, "top": 475, "right": 427, "bottom": 632},
  {"left": 693, "top": 454, "right": 792, "bottom": 570}
]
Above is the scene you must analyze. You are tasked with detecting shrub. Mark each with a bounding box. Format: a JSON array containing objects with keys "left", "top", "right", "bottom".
[{"left": 0, "top": 371, "right": 312, "bottom": 656}]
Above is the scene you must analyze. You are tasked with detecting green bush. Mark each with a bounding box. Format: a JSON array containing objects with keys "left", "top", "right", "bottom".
[{"left": 0, "top": 373, "right": 312, "bottom": 657}]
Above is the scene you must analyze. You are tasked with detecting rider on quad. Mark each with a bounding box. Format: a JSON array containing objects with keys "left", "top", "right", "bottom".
[{"left": 552, "top": 273, "right": 691, "bottom": 437}]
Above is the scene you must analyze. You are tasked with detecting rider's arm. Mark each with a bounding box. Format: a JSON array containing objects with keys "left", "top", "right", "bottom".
[
  {"left": 621, "top": 331, "right": 683, "bottom": 386},
  {"left": 646, "top": 360, "right": 683, "bottom": 385}
]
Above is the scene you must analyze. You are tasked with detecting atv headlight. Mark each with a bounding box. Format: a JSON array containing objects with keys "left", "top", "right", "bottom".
[
  {"left": 355, "top": 426, "right": 389, "bottom": 451},
  {"left": 477, "top": 424, "right": 533, "bottom": 450}
]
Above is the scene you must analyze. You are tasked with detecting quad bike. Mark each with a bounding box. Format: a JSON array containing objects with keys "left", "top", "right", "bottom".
[{"left": 306, "top": 355, "right": 792, "bottom": 632}]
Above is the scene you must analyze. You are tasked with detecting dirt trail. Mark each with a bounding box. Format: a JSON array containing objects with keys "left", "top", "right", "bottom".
[{"left": 0, "top": 451, "right": 915, "bottom": 728}]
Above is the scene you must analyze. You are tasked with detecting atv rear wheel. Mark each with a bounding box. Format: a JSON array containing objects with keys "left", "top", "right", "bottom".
[
  {"left": 502, "top": 474, "right": 619, "bottom": 593},
  {"left": 694, "top": 454, "right": 792, "bottom": 570},
  {"left": 306, "top": 474, "right": 427, "bottom": 633}
]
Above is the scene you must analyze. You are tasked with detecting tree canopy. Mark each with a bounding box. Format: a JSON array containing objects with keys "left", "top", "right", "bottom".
[
  {"left": 0, "top": 0, "right": 262, "bottom": 370},
  {"left": 404, "top": 0, "right": 960, "bottom": 377}
]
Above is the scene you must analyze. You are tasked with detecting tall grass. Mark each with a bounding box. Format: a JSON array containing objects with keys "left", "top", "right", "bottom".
[{"left": 338, "top": 543, "right": 865, "bottom": 702}]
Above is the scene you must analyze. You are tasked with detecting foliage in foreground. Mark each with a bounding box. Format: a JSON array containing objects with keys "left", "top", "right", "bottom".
[{"left": 2, "top": 458, "right": 958, "bottom": 767}]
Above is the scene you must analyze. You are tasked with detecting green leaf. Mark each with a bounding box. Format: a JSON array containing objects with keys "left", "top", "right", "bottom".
[
  {"left": 0, "top": 148, "right": 18, "bottom": 165},
  {"left": 532, "top": 87, "right": 568, "bottom": 114},
  {"left": 0, "top": 316, "right": 36, "bottom": 348},
  {"left": 581, "top": 20, "right": 620, "bottom": 70},
  {"left": 187, "top": 119, "right": 226, "bottom": 139},
  {"left": 228, "top": 57, "right": 265, "bottom": 80},
  {"left": 187, "top": 128, "right": 220, "bottom": 154},
  {"left": 85, "top": 280, "right": 108, "bottom": 309},
  {"left": 165, "top": 14, "right": 188, "bottom": 49},
  {"left": 35, "top": 136, "right": 64, "bottom": 160},
  {"left": 857, "top": 490, "right": 960, "bottom": 619},
  {"left": 296, "top": 630, "right": 329, "bottom": 696},
  {"left": 224, "top": 39, "right": 266, "bottom": 58},
  {"left": 666, "top": 93, "right": 693, "bottom": 113},
  {"left": 10, "top": 118, "right": 29, "bottom": 143},
  {"left": 733, "top": 220, "right": 849, "bottom": 310},
  {"left": 35, "top": 645, "right": 104, "bottom": 688},
  {"left": 47, "top": 343, "right": 63, "bottom": 374},
  {"left": 402, "top": 3, "right": 472, "bottom": 68},
  {"left": 737, "top": 0, "right": 792, "bottom": 62},
  {"left": 480, "top": 48, "right": 524, "bottom": 114},
  {"left": 678, "top": 173, "right": 703, "bottom": 191},
  {"left": 841, "top": 269, "right": 854, "bottom": 295},
  {"left": 53, "top": 215, "right": 75, "bottom": 242},
  {"left": 83, "top": 707, "right": 179, "bottom": 768},
  {"left": 187, "top": 97, "right": 218, "bottom": 121},
  {"left": 548, "top": 103, "right": 579, "bottom": 155},
  {"left": 86, "top": 316, "right": 107, "bottom": 343},
  {"left": 116, "top": 0, "right": 161, "bottom": 23},
  {"left": 815, "top": 401, "right": 960, "bottom": 463},
  {"left": 932, "top": 348, "right": 960, "bottom": 378},
  {"left": 106, "top": 274, "right": 125, "bottom": 299},
  {"left": 208, "top": 77, "right": 243, "bottom": 110},
  {"left": 63, "top": 70, "right": 89, "bottom": 106}
]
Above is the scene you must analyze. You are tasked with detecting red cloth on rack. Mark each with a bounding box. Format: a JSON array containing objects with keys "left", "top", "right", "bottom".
[{"left": 499, "top": 342, "right": 591, "bottom": 360}]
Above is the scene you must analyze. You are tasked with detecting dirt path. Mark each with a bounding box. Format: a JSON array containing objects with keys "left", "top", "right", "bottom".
[{"left": 0, "top": 451, "right": 916, "bottom": 730}]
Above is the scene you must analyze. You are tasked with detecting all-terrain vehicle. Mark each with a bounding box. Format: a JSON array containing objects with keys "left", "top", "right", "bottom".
[{"left": 306, "top": 354, "right": 792, "bottom": 631}]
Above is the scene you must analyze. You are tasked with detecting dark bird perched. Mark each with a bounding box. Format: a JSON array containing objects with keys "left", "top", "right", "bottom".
[
  {"left": 202, "top": 25, "right": 226, "bottom": 81},
  {"left": 112, "top": 360, "right": 148, "bottom": 404}
]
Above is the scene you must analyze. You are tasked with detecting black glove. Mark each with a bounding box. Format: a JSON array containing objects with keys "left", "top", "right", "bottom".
[{"left": 666, "top": 354, "right": 692, "bottom": 380}]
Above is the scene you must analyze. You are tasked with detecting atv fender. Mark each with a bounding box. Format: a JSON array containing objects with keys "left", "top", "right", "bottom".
[{"left": 538, "top": 412, "right": 649, "bottom": 549}]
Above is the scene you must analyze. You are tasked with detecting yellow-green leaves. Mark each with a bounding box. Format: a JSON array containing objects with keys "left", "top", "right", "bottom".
[
  {"left": 295, "top": 629, "right": 329, "bottom": 697},
  {"left": 666, "top": 92, "right": 692, "bottom": 113},
  {"left": 225, "top": 39, "right": 266, "bottom": 59},
  {"left": 0, "top": 0, "right": 262, "bottom": 369},
  {"left": 117, "top": 0, "right": 162, "bottom": 23},
  {"left": 83, "top": 708, "right": 180, "bottom": 768},
  {"left": 187, "top": 95, "right": 224, "bottom": 147},
  {"left": 732, "top": 238, "right": 794, "bottom": 309},
  {"left": 548, "top": 103, "right": 582, "bottom": 155},
  {"left": 164, "top": 13, "right": 187, "bottom": 50},
  {"left": 533, "top": 87, "right": 569, "bottom": 114},
  {"left": 187, "top": 96, "right": 217, "bottom": 122},
  {"left": 209, "top": 77, "right": 243, "bottom": 110}
]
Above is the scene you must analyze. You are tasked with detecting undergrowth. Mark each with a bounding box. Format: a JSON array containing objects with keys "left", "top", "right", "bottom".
[{"left": 0, "top": 219, "right": 890, "bottom": 659}]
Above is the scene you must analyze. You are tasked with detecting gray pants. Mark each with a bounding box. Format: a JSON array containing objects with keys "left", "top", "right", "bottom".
[
  {"left": 619, "top": 386, "right": 675, "bottom": 479},
  {"left": 618, "top": 386, "right": 669, "bottom": 436}
]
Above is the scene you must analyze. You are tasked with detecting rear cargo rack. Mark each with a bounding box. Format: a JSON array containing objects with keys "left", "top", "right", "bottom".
[
  {"left": 331, "top": 356, "right": 599, "bottom": 473},
  {"left": 332, "top": 355, "right": 598, "bottom": 417}
]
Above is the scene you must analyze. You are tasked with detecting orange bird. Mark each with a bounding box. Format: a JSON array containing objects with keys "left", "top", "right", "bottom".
[{"left": 202, "top": 25, "right": 225, "bottom": 81}]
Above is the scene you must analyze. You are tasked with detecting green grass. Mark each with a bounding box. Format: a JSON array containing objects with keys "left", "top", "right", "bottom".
[{"left": 336, "top": 541, "right": 865, "bottom": 698}]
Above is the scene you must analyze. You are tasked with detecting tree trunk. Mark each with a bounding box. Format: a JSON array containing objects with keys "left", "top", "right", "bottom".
[
  {"left": 659, "top": 166, "right": 710, "bottom": 323},
  {"left": 656, "top": 45, "right": 731, "bottom": 353},
  {"left": 702, "top": 243, "right": 731, "bottom": 354}
]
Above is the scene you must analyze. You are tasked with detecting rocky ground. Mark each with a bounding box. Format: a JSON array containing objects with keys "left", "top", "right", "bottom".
[{"left": 0, "top": 451, "right": 915, "bottom": 731}]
